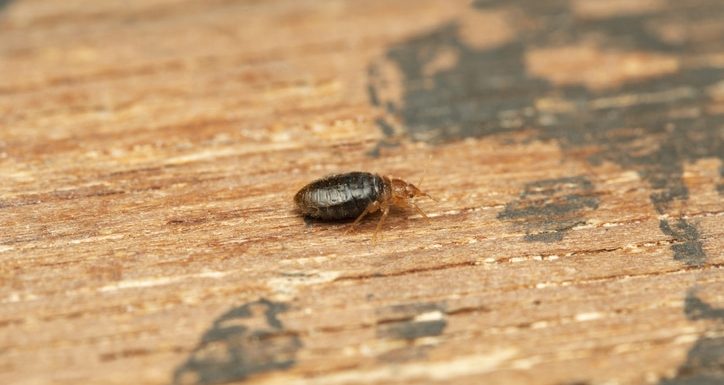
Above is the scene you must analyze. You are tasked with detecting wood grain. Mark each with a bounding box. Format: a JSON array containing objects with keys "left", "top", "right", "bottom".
[{"left": 1, "top": 1, "right": 722, "bottom": 385}]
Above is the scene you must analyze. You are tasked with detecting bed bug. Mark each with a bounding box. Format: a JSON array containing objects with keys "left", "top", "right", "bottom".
[{"left": 294, "top": 171, "right": 434, "bottom": 240}]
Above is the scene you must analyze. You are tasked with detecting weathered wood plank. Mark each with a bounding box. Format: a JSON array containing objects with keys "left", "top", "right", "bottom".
[{"left": 0, "top": 1, "right": 722, "bottom": 385}]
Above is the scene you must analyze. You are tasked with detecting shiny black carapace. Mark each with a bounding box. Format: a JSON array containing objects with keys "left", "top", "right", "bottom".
[{"left": 294, "top": 172, "right": 434, "bottom": 238}]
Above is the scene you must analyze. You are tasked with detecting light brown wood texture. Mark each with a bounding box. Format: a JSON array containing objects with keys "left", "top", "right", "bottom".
[{"left": 1, "top": 1, "right": 722, "bottom": 385}]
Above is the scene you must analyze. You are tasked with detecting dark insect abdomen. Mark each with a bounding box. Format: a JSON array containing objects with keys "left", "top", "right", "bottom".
[{"left": 295, "top": 172, "right": 384, "bottom": 220}]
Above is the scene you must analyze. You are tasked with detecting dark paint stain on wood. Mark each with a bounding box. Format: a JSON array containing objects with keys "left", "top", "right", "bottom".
[
  {"left": 172, "top": 299, "right": 301, "bottom": 385},
  {"left": 659, "top": 336, "right": 724, "bottom": 385},
  {"left": 658, "top": 290, "right": 724, "bottom": 385},
  {"left": 684, "top": 289, "right": 724, "bottom": 322},
  {"left": 498, "top": 176, "right": 599, "bottom": 242},
  {"left": 659, "top": 219, "right": 706, "bottom": 266},
  {"left": 370, "top": 5, "right": 723, "bottom": 380},
  {"left": 377, "top": 319, "right": 447, "bottom": 341},
  {"left": 368, "top": 0, "right": 722, "bottom": 263},
  {"left": 376, "top": 302, "right": 447, "bottom": 342}
]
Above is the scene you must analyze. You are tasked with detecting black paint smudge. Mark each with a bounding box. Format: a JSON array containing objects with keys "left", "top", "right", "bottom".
[
  {"left": 658, "top": 290, "right": 724, "bottom": 385},
  {"left": 368, "top": 0, "right": 722, "bottom": 262},
  {"left": 173, "top": 299, "right": 301, "bottom": 385},
  {"left": 376, "top": 302, "right": 447, "bottom": 341},
  {"left": 659, "top": 219, "right": 707, "bottom": 266},
  {"left": 498, "top": 176, "right": 599, "bottom": 242},
  {"left": 377, "top": 317, "right": 447, "bottom": 341},
  {"left": 368, "top": 23, "right": 546, "bottom": 144},
  {"left": 684, "top": 289, "right": 724, "bottom": 322},
  {"left": 659, "top": 337, "right": 724, "bottom": 385},
  {"left": 375, "top": 302, "right": 447, "bottom": 362}
]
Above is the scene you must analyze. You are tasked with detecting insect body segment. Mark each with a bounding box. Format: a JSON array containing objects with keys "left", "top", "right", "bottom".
[
  {"left": 294, "top": 171, "right": 434, "bottom": 239},
  {"left": 294, "top": 172, "right": 385, "bottom": 220}
]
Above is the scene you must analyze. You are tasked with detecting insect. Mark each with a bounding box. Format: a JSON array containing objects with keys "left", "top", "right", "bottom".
[{"left": 294, "top": 171, "right": 434, "bottom": 239}]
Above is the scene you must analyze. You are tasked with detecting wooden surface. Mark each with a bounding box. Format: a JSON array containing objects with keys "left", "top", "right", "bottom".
[{"left": 1, "top": 1, "right": 723, "bottom": 384}]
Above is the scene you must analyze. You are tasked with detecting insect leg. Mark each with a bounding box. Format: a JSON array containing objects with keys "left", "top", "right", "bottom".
[
  {"left": 410, "top": 201, "right": 429, "bottom": 219},
  {"left": 372, "top": 205, "right": 390, "bottom": 243},
  {"left": 346, "top": 201, "right": 380, "bottom": 234},
  {"left": 421, "top": 192, "right": 437, "bottom": 202}
]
